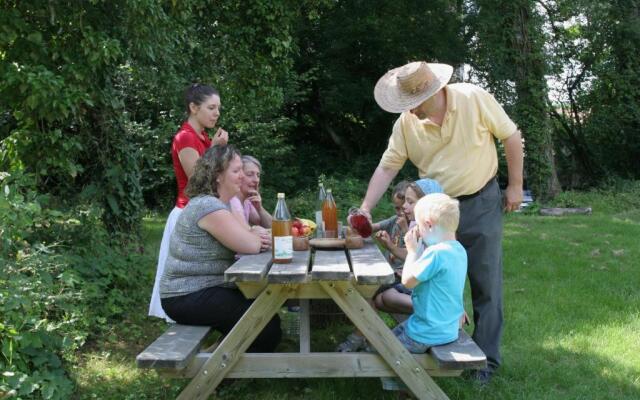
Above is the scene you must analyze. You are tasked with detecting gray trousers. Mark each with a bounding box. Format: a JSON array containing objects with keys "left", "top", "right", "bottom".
[{"left": 457, "top": 178, "right": 503, "bottom": 371}]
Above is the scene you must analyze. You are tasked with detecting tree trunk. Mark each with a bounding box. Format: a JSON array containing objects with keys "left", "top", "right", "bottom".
[{"left": 511, "top": 2, "right": 561, "bottom": 199}]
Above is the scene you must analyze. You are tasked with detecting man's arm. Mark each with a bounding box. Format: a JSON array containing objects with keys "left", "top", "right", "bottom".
[
  {"left": 360, "top": 166, "right": 399, "bottom": 215},
  {"left": 503, "top": 129, "right": 524, "bottom": 212}
]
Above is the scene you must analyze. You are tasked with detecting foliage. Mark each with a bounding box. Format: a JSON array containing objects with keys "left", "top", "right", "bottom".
[
  {"left": 1, "top": 1, "right": 640, "bottom": 398},
  {"left": 540, "top": 0, "right": 640, "bottom": 188},
  {"left": 549, "top": 179, "right": 640, "bottom": 215},
  {"left": 0, "top": 173, "right": 154, "bottom": 399},
  {"left": 466, "top": 0, "right": 561, "bottom": 199},
  {"left": 292, "top": 0, "right": 466, "bottom": 165},
  {"left": 582, "top": 0, "right": 640, "bottom": 179}
]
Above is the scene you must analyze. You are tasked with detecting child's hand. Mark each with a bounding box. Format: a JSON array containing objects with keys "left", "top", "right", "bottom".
[
  {"left": 397, "top": 215, "right": 408, "bottom": 233},
  {"left": 404, "top": 226, "right": 419, "bottom": 253},
  {"left": 374, "top": 230, "right": 393, "bottom": 249}
]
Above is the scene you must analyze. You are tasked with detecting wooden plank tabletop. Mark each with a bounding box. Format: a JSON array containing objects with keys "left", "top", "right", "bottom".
[
  {"left": 349, "top": 240, "right": 395, "bottom": 285},
  {"left": 224, "top": 251, "right": 272, "bottom": 282},
  {"left": 226, "top": 241, "right": 394, "bottom": 284},
  {"left": 311, "top": 249, "right": 351, "bottom": 281},
  {"left": 268, "top": 249, "right": 311, "bottom": 283}
]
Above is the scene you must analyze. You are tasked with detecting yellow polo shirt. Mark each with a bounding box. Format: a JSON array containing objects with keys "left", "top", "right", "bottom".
[{"left": 379, "top": 83, "right": 517, "bottom": 197}]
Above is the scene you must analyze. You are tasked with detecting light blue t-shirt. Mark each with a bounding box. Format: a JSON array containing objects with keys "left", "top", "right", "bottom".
[{"left": 406, "top": 240, "right": 467, "bottom": 346}]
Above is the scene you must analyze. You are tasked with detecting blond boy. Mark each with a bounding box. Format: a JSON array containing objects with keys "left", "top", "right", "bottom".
[{"left": 398, "top": 193, "right": 467, "bottom": 351}]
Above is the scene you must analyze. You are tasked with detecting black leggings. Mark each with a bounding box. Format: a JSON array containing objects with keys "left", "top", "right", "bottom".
[{"left": 161, "top": 286, "right": 281, "bottom": 352}]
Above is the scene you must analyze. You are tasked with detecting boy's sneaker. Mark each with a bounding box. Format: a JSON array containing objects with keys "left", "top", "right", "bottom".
[{"left": 336, "top": 333, "right": 366, "bottom": 352}]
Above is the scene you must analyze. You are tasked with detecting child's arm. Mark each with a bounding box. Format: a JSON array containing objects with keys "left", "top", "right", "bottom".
[
  {"left": 372, "top": 216, "right": 395, "bottom": 233},
  {"left": 389, "top": 245, "right": 407, "bottom": 261},
  {"left": 374, "top": 230, "right": 408, "bottom": 261},
  {"left": 396, "top": 215, "right": 409, "bottom": 235}
]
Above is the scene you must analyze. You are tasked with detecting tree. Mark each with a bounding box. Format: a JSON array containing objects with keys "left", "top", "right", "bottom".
[
  {"left": 293, "top": 0, "right": 466, "bottom": 167},
  {"left": 466, "top": 0, "right": 561, "bottom": 199},
  {"left": 584, "top": 0, "right": 640, "bottom": 178},
  {"left": 0, "top": 0, "right": 307, "bottom": 229}
]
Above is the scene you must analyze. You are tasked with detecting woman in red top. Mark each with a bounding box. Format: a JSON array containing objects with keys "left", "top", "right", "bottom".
[{"left": 149, "top": 84, "right": 229, "bottom": 321}]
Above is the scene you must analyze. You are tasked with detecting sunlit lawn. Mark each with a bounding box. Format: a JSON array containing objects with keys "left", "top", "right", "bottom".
[{"left": 70, "top": 195, "right": 640, "bottom": 399}]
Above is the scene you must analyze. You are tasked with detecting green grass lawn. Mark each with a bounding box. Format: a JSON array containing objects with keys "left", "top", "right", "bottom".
[{"left": 70, "top": 193, "right": 640, "bottom": 399}]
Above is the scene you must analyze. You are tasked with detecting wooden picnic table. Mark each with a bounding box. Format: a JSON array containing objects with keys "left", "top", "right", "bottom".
[{"left": 137, "top": 239, "right": 486, "bottom": 399}]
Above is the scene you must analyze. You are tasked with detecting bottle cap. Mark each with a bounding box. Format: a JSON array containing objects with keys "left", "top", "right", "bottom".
[
  {"left": 326, "top": 189, "right": 332, "bottom": 193},
  {"left": 277, "top": 193, "right": 285, "bottom": 198},
  {"left": 319, "top": 182, "right": 324, "bottom": 187}
]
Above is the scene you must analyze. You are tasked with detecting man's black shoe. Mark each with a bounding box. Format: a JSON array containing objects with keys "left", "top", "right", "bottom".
[{"left": 469, "top": 369, "right": 493, "bottom": 386}]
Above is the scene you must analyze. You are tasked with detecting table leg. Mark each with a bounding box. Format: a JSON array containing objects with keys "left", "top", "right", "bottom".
[
  {"left": 299, "top": 299, "right": 311, "bottom": 353},
  {"left": 320, "top": 281, "right": 449, "bottom": 400},
  {"left": 177, "top": 285, "right": 289, "bottom": 400}
]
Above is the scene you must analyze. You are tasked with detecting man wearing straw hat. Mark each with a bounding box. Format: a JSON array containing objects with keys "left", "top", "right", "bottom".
[{"left": 358, "top": 61, "right": 524, "bottom": 384}]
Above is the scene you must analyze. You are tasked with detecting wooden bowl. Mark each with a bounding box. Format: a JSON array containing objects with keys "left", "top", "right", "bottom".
[
  {"left": 345, "top": 234, "right": 364, "bottom": 249},
  {"left": 293, "top": 236, "right": 310, "bottom": 251},
  {"left": 309, "top": 237, "right": 345, "bottom": 249}
]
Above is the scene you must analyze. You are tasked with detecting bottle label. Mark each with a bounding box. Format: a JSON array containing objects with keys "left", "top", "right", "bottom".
[{"left": 273, "top": 236, "right": 293, "bottom": 259}]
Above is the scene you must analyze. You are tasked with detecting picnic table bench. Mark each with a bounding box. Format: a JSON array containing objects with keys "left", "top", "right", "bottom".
[{"left": 137, "top": 240, "right": 486, "bottom": 399}]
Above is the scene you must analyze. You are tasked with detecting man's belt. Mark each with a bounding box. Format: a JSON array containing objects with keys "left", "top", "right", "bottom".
[{"left": 457, "top": 177, "right": 497, "bottom": 202}]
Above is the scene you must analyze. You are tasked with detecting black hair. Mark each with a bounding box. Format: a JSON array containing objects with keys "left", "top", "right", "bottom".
[
  {"left": 184, "top": 83, "right": 219, "bottom": 115},
  {"left": 392, "top": 180, "right": 411, "bottom": 200}
]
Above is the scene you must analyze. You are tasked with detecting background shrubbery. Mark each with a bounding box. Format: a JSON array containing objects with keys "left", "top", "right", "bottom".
[
  {"left": 1, "top": 0, "right": 639, "bottom": 398},
  {"left": 0, "top": 172, "right": 152, "bottom": 398}
]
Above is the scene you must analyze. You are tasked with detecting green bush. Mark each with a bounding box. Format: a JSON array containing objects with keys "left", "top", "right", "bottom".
[
  {"left": 283, "top": 173, "right": 395, "bottom": 224},
  {"left": 0, "top": 172, "right": 152, "bottom": 399},
  {"left": 548, "top": 179, "right": 640, "bottom": 214}
]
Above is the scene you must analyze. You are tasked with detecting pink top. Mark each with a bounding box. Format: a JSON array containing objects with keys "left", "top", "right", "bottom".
[{"left": 229, "top": 196, "right": 259, "bottom": 225}]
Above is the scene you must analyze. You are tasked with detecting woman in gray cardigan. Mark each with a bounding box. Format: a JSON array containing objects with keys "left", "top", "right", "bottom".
[{"left": 160, "top": 145, "right": 280, "bottom": 352}]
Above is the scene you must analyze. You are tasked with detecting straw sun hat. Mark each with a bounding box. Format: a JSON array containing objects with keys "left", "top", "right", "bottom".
[{"left": 374, "top": 61, "right": 453, "bottom": 113}]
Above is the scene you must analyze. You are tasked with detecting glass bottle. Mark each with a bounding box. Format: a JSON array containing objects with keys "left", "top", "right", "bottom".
[
  {"left": 272, "top": 193, "right": 293, "bottom": 264},
  {"left": 315, "top": 182, "right": 326, "bottom": 238},
  {"left": 322, "top": 189, "right": 338, "bottom": 238}
]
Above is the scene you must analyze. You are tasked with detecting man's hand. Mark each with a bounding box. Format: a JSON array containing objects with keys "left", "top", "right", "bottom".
[
  {"left": 212, "top": 128, "right": 229, "bottom": 146},
  {"left": 503, "top": 184, "right": 523, "bottom": 212},
  {"left": 348, "top": 208, "right": 372, "bottom": 231}
]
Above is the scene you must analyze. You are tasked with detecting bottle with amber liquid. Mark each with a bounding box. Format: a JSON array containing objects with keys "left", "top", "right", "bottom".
[
  {"left": 322, "top": 189, "right": 338, "bottom": 238},
  {"left": 272, "top": 193, "right": 293, "bottom": 263}
]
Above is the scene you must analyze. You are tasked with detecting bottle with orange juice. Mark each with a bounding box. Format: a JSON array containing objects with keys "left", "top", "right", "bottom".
[
  {"left": 322, "top": 189, "right": 338, "bottom": 238},
  {"left": 272, "top": 193, "right": 293, "bottom": 263}
]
